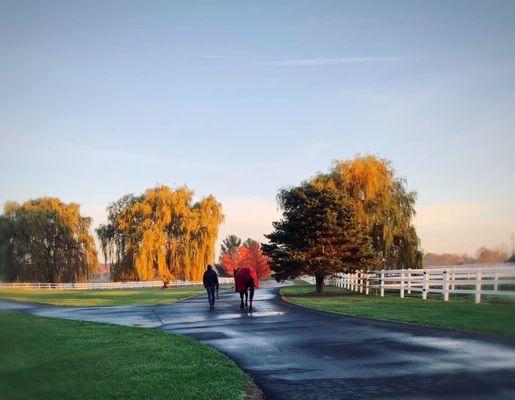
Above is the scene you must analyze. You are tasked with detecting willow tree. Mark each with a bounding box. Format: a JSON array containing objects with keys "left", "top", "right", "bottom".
[
  {"left": 312, "top": 154, "right": 422, "bottom": 269},
  {"left": 0, "top": 198, "right": 98, "bottom": 282},
  {"left": 96, "top": 185, "right": 223, "bottom": 284}
]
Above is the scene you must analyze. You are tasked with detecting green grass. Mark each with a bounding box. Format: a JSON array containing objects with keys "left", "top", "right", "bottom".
[
  {"left": 281, "top": 285, "right": 515, "bottom": 338},
  {"left": 0, "top": 286, "right": 211, "bottom": 307},
  {"left": 0, "top": 311, "right": 249, "bottom": 400}
]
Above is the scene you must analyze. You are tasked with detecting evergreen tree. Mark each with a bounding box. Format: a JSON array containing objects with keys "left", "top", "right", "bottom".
[
  {"left": 263, "top": 184, "right": 374, "bottom": 294},
  {"left": 220, "top": 235, "right": 242, "bottom": 256}
]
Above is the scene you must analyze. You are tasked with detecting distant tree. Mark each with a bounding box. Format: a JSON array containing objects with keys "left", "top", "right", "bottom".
[
  {"left": 220, "top": 246, "right": 248, "bottom": 277},
  {"left": 241, "top": 241, "right": 271, "bottom": 279},
  {"left": 96, "top": 185, "right": 223, "bottom": 285},
  {"left": 0, "top": 198, "right": 97, "bottom": 282},
  {"left": 263, "top": 184, "right": 374, "bottom": 294},
  {"left": 242, "top": 238, "right": 259, "bottom": 248},
  {"left": 219, "top": 239, "right": 271, "bottom": 279},
  {"left": 213, "top": 263, "right": 229, "bottom": 277},
  {"left": 220, "top": 235, "right": 242, "bottom": 256},
  {"left": 312, "top": 154, "right": 422, "bottom": 269},
  {"left": 423, "top": 252, "right": 475, "bottom": 266},
  {"left": 476, "top": 246, "right": 509, "bottom": 264}
]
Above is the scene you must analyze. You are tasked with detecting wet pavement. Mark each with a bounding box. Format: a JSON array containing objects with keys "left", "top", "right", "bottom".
[{"left": 2, "top": 283, "right": 515, "bottom": 399}]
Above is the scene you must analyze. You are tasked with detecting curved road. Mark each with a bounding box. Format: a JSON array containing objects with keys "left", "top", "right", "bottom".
[{"left": 3, "top": 283, "right": 515, "bottom": 399}]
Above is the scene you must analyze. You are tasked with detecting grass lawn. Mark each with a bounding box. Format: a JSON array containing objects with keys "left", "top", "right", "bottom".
[
  {"left": 0, "top": 311, "right": 251, "bottom": 400},
  {"left": 281, "top": 285, "right": 515, "bottom": 338},
  {"left": 0, "top": 286, "right": 214, "bottom": 307}
]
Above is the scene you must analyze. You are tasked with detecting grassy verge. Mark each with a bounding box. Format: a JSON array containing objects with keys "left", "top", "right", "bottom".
[
  {"left": 0, "top": 311, "right": 250, "bottom": 400},
  {"left": 281, "top": 285, "right": 515, "bottom": 338},
  {"left": 0, "top": 286, "right": 214, "bottom": 307}
]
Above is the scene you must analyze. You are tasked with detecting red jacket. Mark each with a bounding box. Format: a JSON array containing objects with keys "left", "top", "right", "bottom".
[{"left": 234, "top": 266, "right": 259, "bottom": 292}]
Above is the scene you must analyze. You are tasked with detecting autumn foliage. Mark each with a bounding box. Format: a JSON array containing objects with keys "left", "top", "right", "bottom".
[
  {"left": 0, "top": 198, "right": 98, "bottom": 282},
  {"left": 312, "top": 154, "right": 422, "bottom": 269},
  {"left": 97, "top": 185, "right": 223, "bottom": 284},
  {"left": 219, "top": 237, "right": 271, "bottom": 279}
]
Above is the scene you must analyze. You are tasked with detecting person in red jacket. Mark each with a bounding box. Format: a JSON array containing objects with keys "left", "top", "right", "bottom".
[{"left": 234, "top": 265, "right": 259, "bottom": 310}]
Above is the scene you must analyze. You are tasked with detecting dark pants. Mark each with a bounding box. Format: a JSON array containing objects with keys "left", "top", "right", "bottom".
[{"left": 206, "top": 285, "right": 216, "bottom": 308}]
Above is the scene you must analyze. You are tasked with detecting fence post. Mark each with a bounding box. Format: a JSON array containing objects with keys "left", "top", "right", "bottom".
[
  {"left": 443, "top": 270, "right": 449, "bottom": 301},
  {"left": 400, "top": 269, "right": 405, "bottom": 298},
  {"left": 475, "top": 270, "right": 482, "bottom": 304},
  {"left": 422, "top": 270, "right": 428, "bottom": 300},
  {"left": 359, "top": 270, "right": 364, "bottom": 293},
  {"left": 365, "top": 272, "right": 369, "bottom": 295},
  {"left": 380, "top": 270, "right": 385, "bottom": 297},
  {"left": 407, "top": 268, "right": 412, "bottom": 295},
  {"left": 494, "top": 271, "right": 499, "bottom": 291}
]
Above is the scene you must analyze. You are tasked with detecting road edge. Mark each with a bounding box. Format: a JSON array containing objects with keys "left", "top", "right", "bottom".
[{"left": 279, "top": 288, "right": 515, "bottom": 344}]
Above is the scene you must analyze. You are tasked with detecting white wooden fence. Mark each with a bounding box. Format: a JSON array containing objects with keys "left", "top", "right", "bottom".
[
  {"left": 0, "top": 277, "right": 235, "bottom": 290},
  {"left": 301, "top": 264, "right": 515, "bottom": 304}
]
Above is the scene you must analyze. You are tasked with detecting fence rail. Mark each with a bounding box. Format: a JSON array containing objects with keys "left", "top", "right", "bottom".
[
  {"left": 303, "top": 264, "right": 515, "bottom": 304},
  {"left": 0, "top": 277, "right": 235, "bottom": 290}
]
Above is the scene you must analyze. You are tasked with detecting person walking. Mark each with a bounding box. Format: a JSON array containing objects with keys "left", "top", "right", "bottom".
[{"left": 202, "top": 264, "right": 219, "bottom": 310}]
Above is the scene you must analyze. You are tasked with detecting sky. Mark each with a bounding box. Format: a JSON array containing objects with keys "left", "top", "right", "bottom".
[{"left": 1, "top": 0, "right": 514, "bottom": 257}]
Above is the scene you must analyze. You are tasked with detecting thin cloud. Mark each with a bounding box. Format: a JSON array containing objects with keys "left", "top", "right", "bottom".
[
  {"left": 306, "top": 142, "right": 331, "bottom": 152},
  {"left": 200, "top": 55, "right": 247, "bottom": 59},
  {"left": 268, "top": 56, "right": 405, "bottom": 66}
]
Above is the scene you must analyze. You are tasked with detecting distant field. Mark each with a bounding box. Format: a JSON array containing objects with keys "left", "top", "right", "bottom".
[
  {"left": 0, "top": 286, "right": 213, "bottom": 307},
  {"left": 0, "top": 311, "right": 250, "bottom": 400},
  {"left": 281, "top": 285, "right": 515, "bottom": 338}
]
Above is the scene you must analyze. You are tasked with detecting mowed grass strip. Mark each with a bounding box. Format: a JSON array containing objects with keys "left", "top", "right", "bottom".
[
  {"left": 0, "top": 311, "right": 249, "bottom": 400},
  {"left": 281, "top": 285, "right": 515, "bottom": 338},
  {"left": 0, "top": 286, "right": 211, "bottom": 307}
]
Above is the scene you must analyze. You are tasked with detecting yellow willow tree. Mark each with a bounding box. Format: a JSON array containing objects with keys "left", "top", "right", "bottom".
[
  {"left": 0, "top": 197, "right": 98, "bottom": 282},
  {"left": 312, "top": 154, "right": 423, "bottom": 269},
  {"left": 97, "top": 185, "right": 223, "bottom": 284}
]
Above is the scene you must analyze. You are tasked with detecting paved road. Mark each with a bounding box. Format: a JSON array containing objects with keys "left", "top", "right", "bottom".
[{"left": 3, "top": 284, "right": 515, "bottom": 400}]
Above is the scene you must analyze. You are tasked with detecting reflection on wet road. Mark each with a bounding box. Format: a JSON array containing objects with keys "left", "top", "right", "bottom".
[{"left": 3, "top": 283, "right": 515, "bottom": 399}]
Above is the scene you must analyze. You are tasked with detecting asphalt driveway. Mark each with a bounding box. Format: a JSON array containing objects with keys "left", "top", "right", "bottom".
[{"left": 2, "top": 283, "right": 515, "bottom": 399}]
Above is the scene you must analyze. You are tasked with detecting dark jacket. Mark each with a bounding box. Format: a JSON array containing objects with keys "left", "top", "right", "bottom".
[{"left": 203, "top": 268, "right": 219, "bottom": 289}]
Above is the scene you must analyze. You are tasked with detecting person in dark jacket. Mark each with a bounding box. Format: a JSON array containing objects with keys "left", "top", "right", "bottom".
[{"left": 202, "top": 265, "right": 219, "bottom": 310}]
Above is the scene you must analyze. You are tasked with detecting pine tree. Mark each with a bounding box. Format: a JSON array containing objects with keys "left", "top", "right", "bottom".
[{"left": 263, "top": 184, "right": 375, "bottom": 294}]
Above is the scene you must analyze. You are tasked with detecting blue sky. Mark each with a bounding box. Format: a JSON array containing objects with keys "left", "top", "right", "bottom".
[{"left": 1, "top": 0, "right": 514, "bottom": 256}]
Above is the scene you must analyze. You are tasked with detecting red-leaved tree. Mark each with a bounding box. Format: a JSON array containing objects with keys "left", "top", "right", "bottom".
[
  {"left": 220, "top": 239, "right": 271, "bottom": 279},
  {"left": 241, "top": 241, "right": 271, "bottom": 279},
  {"left": 220, "top": 246, "right": 248, "bottom": 276}
]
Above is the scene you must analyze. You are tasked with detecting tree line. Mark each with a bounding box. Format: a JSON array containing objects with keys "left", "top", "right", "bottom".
[
  {"left": 1, "top": 155, "right": 425, "bottom": 286},
  {"left": 0, "top": 186, "right": 223, "bottom": 284},
  {"left": 424, "top": 246, "right": 512, "bottom": 266}
]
